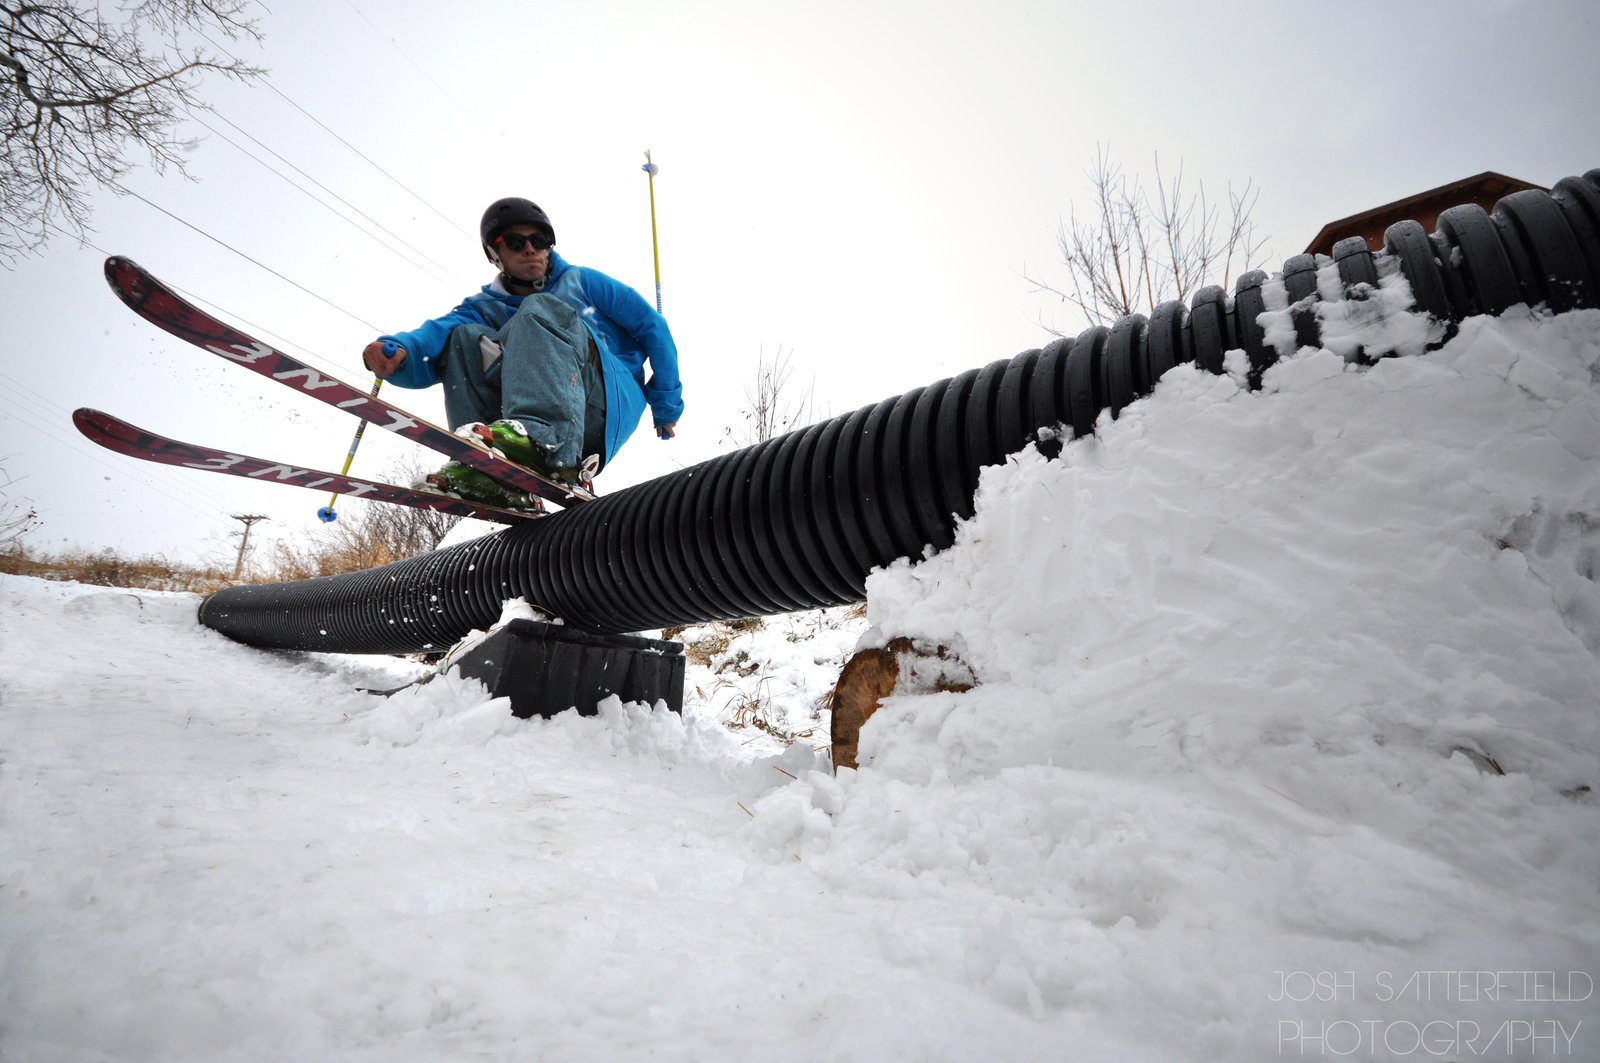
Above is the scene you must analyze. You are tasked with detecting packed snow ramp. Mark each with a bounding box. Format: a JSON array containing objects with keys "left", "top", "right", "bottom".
[{"left": 198, "top": 169, "right": 1600, "bottom": 654}]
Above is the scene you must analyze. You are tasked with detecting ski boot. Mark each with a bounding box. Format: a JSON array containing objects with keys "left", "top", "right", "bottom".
[
  {"left": 421, "top": 462, "right": 543, "bottom": 513},
  {"left": 466, "top": 420, "right": 593, "bottom": 490}
]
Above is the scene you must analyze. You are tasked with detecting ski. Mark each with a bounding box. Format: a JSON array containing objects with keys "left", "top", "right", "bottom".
[
  {"left": 73, "top": 408, "right": 544, "bottom": 525},
  {"left": 103, "top": 256, "right": 596, "bottom": 508}
]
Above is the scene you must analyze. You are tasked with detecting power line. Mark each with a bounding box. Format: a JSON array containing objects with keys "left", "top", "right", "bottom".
[
  {"left": 0, "top": 392, "right": 243, "bottom": 524},
  {"left": 197, "top": 29, "right": 471, "bottom": 240},
  {"left": 192, "top": 109, "right": 466, "bottom": 287},
  {"left": 165, "top": 285, "right": 338, "bottom": 372},
  {"left": 114, "top": 182, "right": 387, "bottom": 334},
  {"left": 0, "top": 373, "right": 238, "bottom": 511},
  {"left": 25, "top": 28, "right": 485, "bottom": 537},
  {"left": 338, "top": 0, "right": 470, "bottom": 112},
  {"left": 22, "top": 226, "right": 277, "bottom": 517},
  {"left": 42, "top": 29, "right": 474, "bottom": 339},
  {"left": 42, "top": 34, "right": 476, "bottom": 361},
  {"left": 0, "top": 380, "right": 395, "bottom": 546},
  {"left": 16, "top": 264, "right": 361, "bottom": 545},
  {"left": 260, "top": 84, "right": 472, "bottom": 239},
  {"left": 43, "top": 219, "right": 352, "bottom": 380}
]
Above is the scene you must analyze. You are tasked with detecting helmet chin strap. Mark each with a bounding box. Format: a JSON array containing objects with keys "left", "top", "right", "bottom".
[
  {"left": 501, "top": 270, "right": 546, "bottom": 295},
  {"left": 489, "top": 251, "right": 547, "bottom": 294}
]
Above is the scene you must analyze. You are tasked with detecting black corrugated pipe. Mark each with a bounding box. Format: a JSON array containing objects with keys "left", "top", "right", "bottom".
[{"left": 200, "top": 170, "right": 1600, "bottom": 654}]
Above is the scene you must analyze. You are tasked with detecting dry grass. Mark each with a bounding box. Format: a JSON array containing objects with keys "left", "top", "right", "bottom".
[
  {"left": 0, "top": 454, "right": 459, "bottom": 595},
  {"left": 0, "top": 527, "right": 453, "bottom": 594},
  {"left": 0, "top": 534, "right": 435, "bottom": 595},
  {"left": 267, "top": 496, "right": 460, "bottom": 579},
  {"left": 0, "top": 547, "right": 238, "bottom": 595},
  {"left": 266, "top": 535, "right": 415, "bottom": 581},
  {"left": 1, "top": 456, "right": 461, "bottom": 594},
  {"left": 663, "top": 616, "right": 766, "bottom": 666}
]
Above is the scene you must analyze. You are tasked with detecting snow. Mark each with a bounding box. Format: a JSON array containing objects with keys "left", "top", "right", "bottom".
[{"left": 4, "top": 308, "right": 1599, "bottom": 1061}]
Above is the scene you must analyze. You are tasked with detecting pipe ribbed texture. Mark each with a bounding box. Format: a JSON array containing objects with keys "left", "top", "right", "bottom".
[{"left": 200, "top": 170, "right": 1600, "bottom": 653}]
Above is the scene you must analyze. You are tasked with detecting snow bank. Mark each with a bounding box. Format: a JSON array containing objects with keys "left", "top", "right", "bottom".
[
  {"left": 3, "top": 309, "right": 1596, "bottom": 1061},
  {"left": 770, "top": 309, "right": 1600, "bottom": 1057}
]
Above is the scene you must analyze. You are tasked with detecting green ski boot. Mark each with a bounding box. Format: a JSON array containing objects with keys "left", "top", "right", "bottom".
[
  {"left": 469, "top": 420, "right": 587, "bottom": 488},
  {"left": 422, "top": 462, "right": 542, "bottom": 512}
]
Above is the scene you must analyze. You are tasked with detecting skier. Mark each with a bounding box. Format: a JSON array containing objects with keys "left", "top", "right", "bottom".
[{"left": 362, "top": 198, "right": 683, "bottom": 506}]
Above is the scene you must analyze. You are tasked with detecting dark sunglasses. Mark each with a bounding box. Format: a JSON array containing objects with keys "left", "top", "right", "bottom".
[{"left": 496, "top": 231, "right": 552, "bottom": 253}]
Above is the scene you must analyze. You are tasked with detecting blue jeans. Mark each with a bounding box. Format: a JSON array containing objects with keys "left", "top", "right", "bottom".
[{"left": 440, "top": 294, "right": 606, "bottom": 469}]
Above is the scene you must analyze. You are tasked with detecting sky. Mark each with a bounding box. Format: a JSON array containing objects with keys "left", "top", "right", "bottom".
[
  {"left": 3, "top": 303, "right": 1596, "bottom": 1058},
  {"left": 3, "top": 0, "right": 1599, "bottom": 562}
]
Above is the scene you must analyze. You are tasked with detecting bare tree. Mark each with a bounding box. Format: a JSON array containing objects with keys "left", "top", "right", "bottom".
[
  {"left": 1, "top": 0, "right": 265, "bottom": 260},
  {"left": 360, "top": 458, "right": 461, "bottom": 557},
  {"left": 0, "top": 461, "right": 39, "bottom": 553},
  {"left": 266, "top": 456, "right": 462, "bottom": 580},
  {"left": 1030, "top": 146, "right": 1267, "bottom": 331},
  {"left": 726, "top": 345, "right": 814, "bottom": 447}
]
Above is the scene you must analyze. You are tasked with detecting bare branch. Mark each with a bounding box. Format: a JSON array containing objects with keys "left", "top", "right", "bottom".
[
  {"left": 1025, "top": 146, "right": 1270, "bottom": 331},
  {"left": 727, "top": 345, "right": 815, "bottom": 447},
  {"left": 0, "top": 460, "right": 40, "bottom": 552},
  {"left": 267, "top": 455, "right": 461, "bottom": 580},
  {"left": 1, "top": 0, "right": 266, "bottom": 261}
]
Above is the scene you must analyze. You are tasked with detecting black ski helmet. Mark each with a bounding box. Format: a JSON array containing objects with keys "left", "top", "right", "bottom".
[{"left": 480, "top": 198, "right": 556, "bottom": 261}]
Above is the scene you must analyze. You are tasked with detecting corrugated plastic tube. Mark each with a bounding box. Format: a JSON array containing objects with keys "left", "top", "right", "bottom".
[{"left": 199, "top": 170, "right": 1600, "bottom": 654}]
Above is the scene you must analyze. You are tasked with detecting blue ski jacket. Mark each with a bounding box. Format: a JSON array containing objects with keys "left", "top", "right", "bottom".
[{"left": 378, "top": 251, "right": 684, "bottom": 463}]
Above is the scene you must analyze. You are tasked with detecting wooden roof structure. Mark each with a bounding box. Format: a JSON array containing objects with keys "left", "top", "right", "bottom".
[{"left": 1304, "top": 171, "right": 1546, "bottom": 256}]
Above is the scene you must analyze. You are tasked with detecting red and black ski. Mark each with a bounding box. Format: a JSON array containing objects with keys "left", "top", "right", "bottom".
[
  {"left": 73, "top": 408, "right": 543, "bottom": 525},
  {"left": 103, "top": 255, "right": 595, "bottom": 509}
]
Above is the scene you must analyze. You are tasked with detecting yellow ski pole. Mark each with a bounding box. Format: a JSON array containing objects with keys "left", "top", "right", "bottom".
[
  {"left": 642, "top": 149, "right": 663, "bottom": 312},
  {"left": 316, "top": 370, "right": 385, "bottom": 523}
]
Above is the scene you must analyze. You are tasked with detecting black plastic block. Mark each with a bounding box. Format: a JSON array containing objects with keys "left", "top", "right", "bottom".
[{"left": 448, "top": 619, "right": 685, "bottom": 719}]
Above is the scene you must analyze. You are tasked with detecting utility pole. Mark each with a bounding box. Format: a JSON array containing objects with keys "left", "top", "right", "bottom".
[{"left": 230, "top": 514, "right": 268, "bottom": 580}]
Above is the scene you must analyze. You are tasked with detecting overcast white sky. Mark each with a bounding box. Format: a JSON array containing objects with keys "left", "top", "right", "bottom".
[{"left": 4, "top": 0, "right": 1598, "bottom": 563}]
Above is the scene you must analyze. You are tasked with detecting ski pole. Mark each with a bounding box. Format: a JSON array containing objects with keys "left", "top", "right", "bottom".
[
  {"left": 642, "top": 149, "right": 662, "bottom": 312},
  {"left": 316, "top": 358, "right": 388, "bottom": 523}
]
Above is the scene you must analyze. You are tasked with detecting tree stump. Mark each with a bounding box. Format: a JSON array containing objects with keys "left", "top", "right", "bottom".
[{"left": 829, "top": 637, "right": 974, "bottom": 771}]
